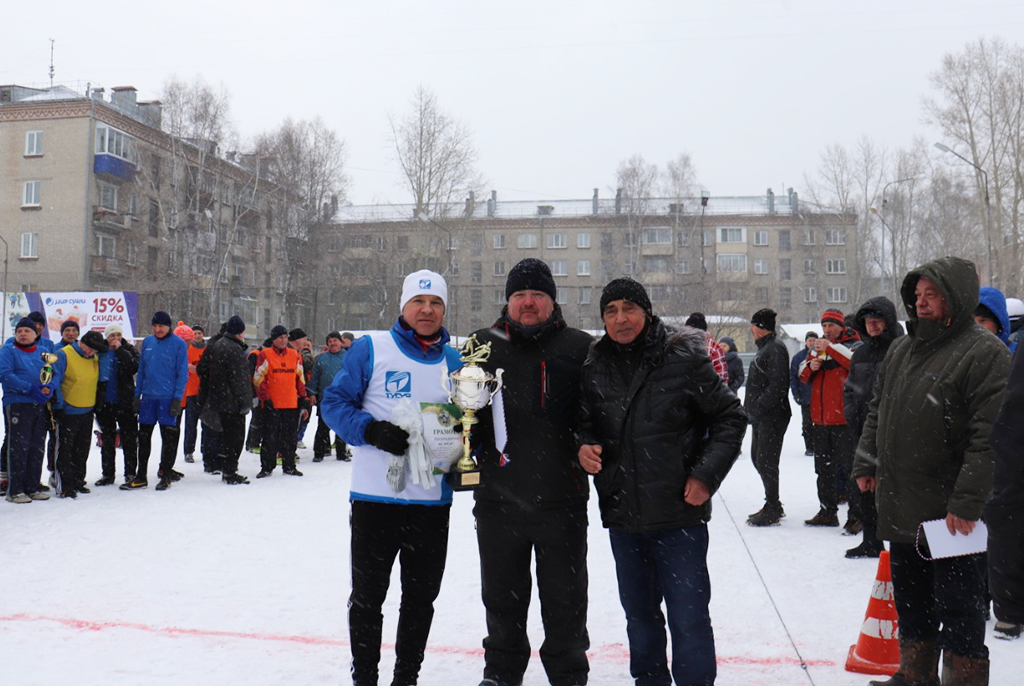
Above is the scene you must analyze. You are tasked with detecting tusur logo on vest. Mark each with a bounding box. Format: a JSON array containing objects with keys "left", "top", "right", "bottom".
[{"left": 385, "top": 371, "right": 412, "bottom": 398}]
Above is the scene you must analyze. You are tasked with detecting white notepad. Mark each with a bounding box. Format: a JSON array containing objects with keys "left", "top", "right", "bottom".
[{"left": 919, "top": 519, "right": 988, "bottom": 559}]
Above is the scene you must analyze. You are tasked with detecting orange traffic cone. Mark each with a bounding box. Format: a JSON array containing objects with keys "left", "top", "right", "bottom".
[{"left": 845, "top": 550, "right": 900, "bottom": 675}]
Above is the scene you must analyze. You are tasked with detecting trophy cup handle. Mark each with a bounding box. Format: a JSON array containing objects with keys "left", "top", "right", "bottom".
[
  {"left": 490, "top": 369, "right": 504, "bottom": 401},
  {"left": 441, "top": 366, "right": 453, "bottom": 403}
]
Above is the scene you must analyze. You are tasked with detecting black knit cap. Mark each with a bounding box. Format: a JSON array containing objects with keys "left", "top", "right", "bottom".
[
  {"left": 599, "top": 278, "right": 652, "bottom": 317},
  {"left": 151, "top": 310, "right": 172, "bottom": 327},
  {"left": 288, "top": 328, "right": 308, "bottom": 341},
  {"left": 226, "top": 316, "right": 246, "bottom": 335},
  {"left": 27, "top": 311, "right": 46, "bottom": 326},
  {"left": 750, "top": 308, "right": 777, "bottom": 332},
  {"left": 270, "top": 324, "right": 289, "bottom": 339},
  {"left": 685, "top": 312, "right": 708, "bottom": 331},
  {"left": 326, "top": 331, "right": 343, "bottom": 343},
  {"left": 505, "top": 258, "right": 557, "bottom": 301},
  {"left": 15, "top": 317, "right": 36, "bottom": 332},
  {"left": 61, "top": 319, "right": 80, "bottom": 332},
  {"left": 80, "top": 330, "right": 110, "bottom": 354}
]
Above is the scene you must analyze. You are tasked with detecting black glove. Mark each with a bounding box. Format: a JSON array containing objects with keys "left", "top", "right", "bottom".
[
  {"left": 168, "top": 402, "right": 183, "bottom": 418},
  {"left": 262, "top": 399, "right": 275, "bottom": 411},
  {"left": 133, "top": 397, "right": 141, "bottom": 415},
  {"left": 364, "top": 420, "right": 409, "bottom": 456}
]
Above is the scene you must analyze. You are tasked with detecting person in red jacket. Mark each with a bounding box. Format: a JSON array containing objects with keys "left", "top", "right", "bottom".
[
  {"left": 798, "top": 308, "right": 860, "bottom": 527},
  {"left": 252, "top": 325, "right": 309, "bottom": 478}
]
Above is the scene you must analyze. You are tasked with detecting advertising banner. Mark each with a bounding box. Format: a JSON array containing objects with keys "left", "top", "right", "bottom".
[{"left": 1, "top": 292, "right": 139, "bottom": 342}]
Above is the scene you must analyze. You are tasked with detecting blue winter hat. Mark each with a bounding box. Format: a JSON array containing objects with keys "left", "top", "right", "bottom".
[{"left": 151, "top": 310, "right": 172, "bottom": 327}]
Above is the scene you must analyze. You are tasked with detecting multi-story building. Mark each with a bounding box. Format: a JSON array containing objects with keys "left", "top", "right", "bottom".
[
  {"left": 0, "top": 82, "right": 311, "bottom": 339},
  {"left": 312, "top": 189, "right": 858, "bottom": 348}
]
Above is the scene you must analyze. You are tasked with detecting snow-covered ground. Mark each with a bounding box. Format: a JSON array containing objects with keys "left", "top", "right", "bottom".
[{"left": 1, "top": 400, "right": 1020, "bottom": 685}]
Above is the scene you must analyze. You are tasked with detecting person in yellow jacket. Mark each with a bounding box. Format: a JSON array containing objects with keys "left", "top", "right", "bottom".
[
  {"left": 53, "top": 330, "right": 109, "bottom": 498},
  {"left": 253, "top": 325, "right": 309, "bottom": 478}
]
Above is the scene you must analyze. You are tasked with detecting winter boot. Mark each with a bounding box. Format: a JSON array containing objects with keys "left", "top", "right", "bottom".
[
  {"left": 868, "top": 638, "right": 940, "bottom": 686},
  {"left": 846, "top": 524, "right": 885, "bottom": 559},
  {"left": 941, "top": 652, "right": 989, "bottom": 686},
  {"left": 283, "top": 466, "right": 303, "bottom": 476},
  {"left": 222, "top": 472, "right": 250, "bottom": 485},
  {"left": 312, "top": 455, "right": 324, "bottom": 463},
  {"left": 748, "top": 503, "right": 784, "bottom": 527},
  {"left": 155, "top": 477, "right": 172, "bottom": 491},
  {"left": 804, "top": 508, "right": 839, "bottom": 527},
  {"left": 184, "top": 453, "right": 195, "bottom": 463},
  {"left": 120, "top": 477, "right": 148, "bottom": 490},
  {"left": 994, "top": 620, "right": 1023, "bottom": 639},
  {"left": 843, "top": 515, "right": 863, "bottom": 536},
  {"left": 94, "top": 475, "right": 115, "bottom": 487}
]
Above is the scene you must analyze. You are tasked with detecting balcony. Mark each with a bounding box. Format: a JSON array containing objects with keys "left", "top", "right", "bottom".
[
  {"left": 94, "top": 154, "right": 136, "bottom": 181},
  {"left": 91, "top": 255, "right": 131, "bottom": 277},
  {"left": 92, "top": 207, "right": 129, "bottom": 231}
]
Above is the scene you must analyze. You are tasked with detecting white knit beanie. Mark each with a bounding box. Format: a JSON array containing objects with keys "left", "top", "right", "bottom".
[{"left": 399, "top": 269, "right": 448, "bottom": 311}]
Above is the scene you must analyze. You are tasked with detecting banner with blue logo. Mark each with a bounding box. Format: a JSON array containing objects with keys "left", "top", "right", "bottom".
[{"left": 2, "top": 291, "right": 139, "bottom": 342}]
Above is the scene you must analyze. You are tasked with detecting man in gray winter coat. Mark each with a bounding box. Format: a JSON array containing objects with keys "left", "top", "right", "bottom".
[{"left": 852, "top": 256, "right": 1009, "bottom": 686}]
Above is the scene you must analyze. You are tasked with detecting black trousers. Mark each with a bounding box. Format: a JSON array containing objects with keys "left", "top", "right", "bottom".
[
  {"left": 260, "top": 407, "right": 299, "bottom": 472},
  {"left": 890, "top": 542, "right": 988, "bottom": 658},
  {"left": 137, "top": 419, "right": 181, "bottom": 480},
  {"left": 4, "top": 403, "right": 48, "bottom": 496},
  {"left": 96, "top": 402, "right": 138, "bottom": 480},
  {"left": 474, "top": 502, "right": 590, "bottom": 686},
  {"left": 313, "top": 405, "right": 345, "bottom": 459},
  {"left": 988, "top": 505, "right": 1024, "bottom": 625},
  {"left": 800, "top": 403, "right": 813, "bottom": 453},
  {"left": 56, "top": 411, "right": 94, "bottom": 493},
  {"left": 811, "top": 424, "right": 855, "bottom": 514},
  {"left": 245, "top": 403, "right": 263, "bottom": 451},
  {"left": 218, "top": 411, "right": 246, "bottom": 475},
  {"left": 349, "top": 500, "right": 451, "bottom": 686},
  {"left": 750, "top": 415, "right": 790, "bottom": 509}
]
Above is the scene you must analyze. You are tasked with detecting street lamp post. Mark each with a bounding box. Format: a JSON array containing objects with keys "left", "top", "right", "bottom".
[
  {"left": 934, "top": 142, "right": 993, "bottom": 285},
  {"left": 698, "top": 191, "right": 710, "bottom": 311},
  {"left": 872, "top": 177, "right": 918, "bottom": 301}
]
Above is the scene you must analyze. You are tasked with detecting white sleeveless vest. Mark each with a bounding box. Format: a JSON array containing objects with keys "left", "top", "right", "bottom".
[{"left": 350, "top": 331, "right": 455, "bottom": 504}]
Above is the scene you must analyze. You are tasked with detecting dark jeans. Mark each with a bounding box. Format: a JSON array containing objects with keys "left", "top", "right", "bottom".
[
  {"left": 182, "top": 396, "right": 210, "bottom": 457},
  {"left": 889, "top": 542, "right": 988, "bottom": 658},
  {"left": 260, "top": 407, "right": 299, "bottom": 472},
  {"left": 349, "top": 500, "right": 450, "bottom": 686},
  {"left": 56, "top": 411, "right": 94, "bottom": 493},
  {"left": 811, "top": 424, "right": 855, "bottom": 514},
  {"left": 751, "top": 415, "right": 789, "bottom": 508},
  {"left": 313, "top": 406, "right": 345, "bottom": 459},
  {"left": 800, "top": 403, "right": 813, "bottom": 453},
  {"left": 608, "top": 524, "right": 715, "bottom": 686},
  {"left": 475, "top": 502, "right": 590, "bottom": 686},
  {"left": 245, "top": 403, "right": 263, "bottom": 451},
  {"left": 137, "top": 419, "right": 181, "bottom": 480},
  {"left": 4, "top": 403, "right": 48, "bottom": 496},
  {"left": 218, "top": 411, "right": 246, "bottom": 475},
  {"left": 96, "top": 402, "right": 138, "bottom": 479}
]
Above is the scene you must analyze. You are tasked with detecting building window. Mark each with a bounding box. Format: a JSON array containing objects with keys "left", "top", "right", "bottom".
[
  {"left": 494, "top": 233, "right": 506, "bottom": 249},
  {"left": 780, "top": 287, "right": 792, "bottom": 309},
  {"left": 25, "top": 131, "right": 43, "bottom": 156},
  {"left": 97, "top": 234, "right": 116, "bottom": 258},
  {"left": 756, "top": 287, "right": 769, "bottom": 304},
  {"left": 517, "top": 233, "right": 537, "bottom": 249},
  {"left": 804, "top": 287, "right": 818, "bottom": 303},
  {"left": 779, "top": 230, "right": 791, "bottom": 251},
  {"left": 716, "top": 254, "right": 747, "bottom": 272},
  {"left": 577, "top": 260, "right": 591, "bottom": 276},
  {"left": 803, "top": 228, "right": 815, "bottom": 245},
  {"left": 826, "top": 229, "right": 846, "bottom": 245},
  {"left": 577, "top": 232, "right": 591, "bottom": 249},
  {"left": 677, "top": 231, "right": 691, "bottom": 247},
  {"left": 718, "top": 227, "right": 746, "bottom": 243},
  {"left": 470, "top": 233, "right": 483, "bottom": 256},
  {"left": 649, "top": 286, "right": 669, "bottom": 302},
  {"left": 373, "top": 235, "right": 387, "bottom": 251},
  {"left": 579, "top": 288, "right": 591, "bottom": 305},
  {"left": 493, "top": 289, "right": 505, "bottom": 304},
  {"left": 20, "top": 232, "right": 39, "bottom": 259},
  {"left": 804, "top": 258, "right": 816, "bottom": 275},
  {"left": 754, "top": 230, "right": 768, "bottom": 246},
  {"left": 149, "top": 200, "right": 160, "bottom": 237},
  {"left": 397, "top": 235, "right": 410, "bottom": 251},
  {"left": 471, "top": 262, "right": 482, "bottom": 283},
  {"left": 556, "top": 288, "right": 568, "bottom": 305},
  {"left": 493, "top": 261, "right": 506, "bottom": 276},
  {"left": 779, "top": 259, "right": 791, "bottom": 281},
  {"left": 471, "top": 289, "right": 482, "bottom": 312},
  {"left": 127, "top": 242, "right": 138, "bottom": 266},
  {"left": 703, "top": 230, "right": 713, "bottom": 247},
  {"left": 601, "top": 259, "right": 615, "bottom": 281},
  {"left": 601, "top": 233, "right": 614, "bottom": 254},
  {"left": 547, "top": 233, "right": 567, "bottom": 249},
  {"left": 827, "top": 287, "right": 848, "bottom": 303},
  {"left": 450, "top": 261, "right": 460, "bottom": 277},
  {"left": 642, "top": 227, "right": 672, "bottom": 245},
  {"left": 675, "top": 260, "right": 691, "bottom": 274},
  {"left": 550, "top": 260, "right": 568, "bottom": 276},
  {"left": 754, "top": 258, "right": 770, "bottom": 275},
  {"left": 99, "top": 183, "right": 118, "bottom": 212},
  {"left": 23, "top": 181, "right": 41, "bottom": 207},
  {"left": 644, "top": 256, "right": 670, "bottom": 273},
  {"left": 95, "top": 125, "right": 136, "bottom": 161},
  {"left": 826, "top": 258, "right": 847, "bottom": 274}
]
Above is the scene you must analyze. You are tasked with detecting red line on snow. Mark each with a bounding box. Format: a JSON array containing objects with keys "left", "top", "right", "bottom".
[{"left": 0, "top": 613, "right": 837, "bottom": 667}]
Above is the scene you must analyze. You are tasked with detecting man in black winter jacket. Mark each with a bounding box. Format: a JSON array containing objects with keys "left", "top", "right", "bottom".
[
  {"left": 842, "top": 296, "right": 902, "bottom": 559},
  {"left": 198, "top": 316, "right": 252, "bottom": 484},
  {"left": 471, "top": 258, "right": 593, "bottom": 686},
  {"left": 744, "top": 308, "right": 792, "bottom": 527},
  {"left": 577, "top": 278, "right": 746, "bottom": 686},
  {"left": 94, "top": 324, "right": 139, "bottom": 487}
]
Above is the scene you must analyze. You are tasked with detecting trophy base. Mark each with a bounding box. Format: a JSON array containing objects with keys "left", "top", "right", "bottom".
[{"left": 447, "top": 468, "right": 482, "bottom": 491}]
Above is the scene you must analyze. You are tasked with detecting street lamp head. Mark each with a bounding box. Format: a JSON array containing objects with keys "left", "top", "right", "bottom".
[
  {"left": 934, "top": 142, "right": 952, "bottom": 154},
  {"left": 700, "top": 190, "right": 710, "bottom": 207}
]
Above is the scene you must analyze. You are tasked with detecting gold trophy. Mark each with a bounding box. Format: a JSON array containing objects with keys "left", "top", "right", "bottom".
[
  {"left": 40, "top": 352, "right": 59, "bottom": 429},
  {"left": 442, "top": 335, "right": 504, "bottom": 491}
]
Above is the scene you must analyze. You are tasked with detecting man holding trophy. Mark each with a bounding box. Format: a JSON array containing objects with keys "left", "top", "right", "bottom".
[
  {"left": 470, "top": 258, "right": 593, "bottom": 686},
  {"left": 320, "top": 269, "right": 462, "bottom": 686}
]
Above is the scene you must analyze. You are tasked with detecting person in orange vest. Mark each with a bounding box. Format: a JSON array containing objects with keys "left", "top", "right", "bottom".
[
  {"left": 253, "top": 325, "right": 309, "bottom": 478},
  {"left": 177, "top": 323, "right": 208, "bottom": 466}
]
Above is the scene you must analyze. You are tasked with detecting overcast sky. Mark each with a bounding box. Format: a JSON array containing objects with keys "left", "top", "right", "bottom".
[{"left": 4, "top": 1, "right": 1023, "bottom": 206}]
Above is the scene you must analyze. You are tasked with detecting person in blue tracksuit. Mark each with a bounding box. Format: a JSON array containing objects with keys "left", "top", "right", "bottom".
[
  {"left": 0, "top": 318, "right": 60, "bottom": 503},
  {"left": 121, "top": 311, "right": 188, "bottom": 491},
  {"left": 321, "top": 269, "right": 462, "bottom": 686},
  {"left": 306, "top": 331, "right": 350, "bottom": 462}
]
